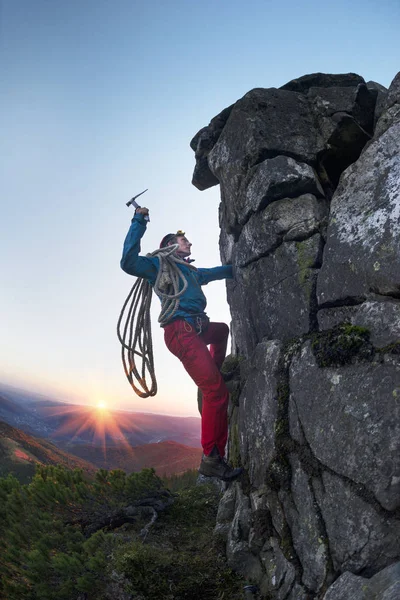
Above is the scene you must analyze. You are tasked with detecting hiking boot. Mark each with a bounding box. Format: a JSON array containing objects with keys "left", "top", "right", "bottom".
[{"left": 198, "top": 449, "right": 243, "bottom": 482}]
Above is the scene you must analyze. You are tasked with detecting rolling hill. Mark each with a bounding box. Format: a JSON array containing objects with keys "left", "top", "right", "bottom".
[
  {"left": 0, "top": 420, "right": 96, "bottom": 483},
  {"left": 58, "top": 439, "right": 203, "bottom": 477},
  {"left": 0, "top": 384, "right": 203, "bottom": 481},
  {"left": 0, "top": 420, "right": 203, "bottom": 482},
  {"left": 0, "top": 383, "right": 201, "bottom": 448}
]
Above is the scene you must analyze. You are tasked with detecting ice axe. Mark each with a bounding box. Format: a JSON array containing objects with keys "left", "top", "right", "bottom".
[{"left": 126, "top": 188, "right": 150, "bottom": 221}]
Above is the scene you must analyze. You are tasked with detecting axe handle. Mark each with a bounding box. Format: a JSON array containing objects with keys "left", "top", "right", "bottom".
[{"left": 126, "top": 198, "right": 150, "bottom": 221}]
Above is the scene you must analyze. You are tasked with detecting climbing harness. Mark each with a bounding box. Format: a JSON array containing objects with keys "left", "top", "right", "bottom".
[{"left": 117, "top": 244, "right": 197, "bottom": 398}]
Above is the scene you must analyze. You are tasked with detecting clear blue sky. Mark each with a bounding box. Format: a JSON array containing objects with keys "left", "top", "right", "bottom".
[{"left": 1, "top": 0, "right": 399, "bottom": 416}]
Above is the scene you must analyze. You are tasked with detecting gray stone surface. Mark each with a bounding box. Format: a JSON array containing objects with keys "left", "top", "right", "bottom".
[
  {"left": 317, "top": 112, "right": 372, "bottom": 186},
  {"left": 227, "top": 278, "right": 259, "bottom": 357},
  {"left": 288, "top": 390, "right": 306, "bottom": 444},
  {"left": 206, "top": 87, "right": 321, "bottom": 234},
  {"left": 308, "top": 83, "right": 376, "bottom": 133},
  {"left": 367, "top": 80, "right": 388, "bottom": 126},
  {"left": 317, "top": 305, "right": 360, "bottom": 332},
  {"left": 290, "top": 342, "right": 400, "bottom": 510},
  {"left": 208, "top": 87, "right": 320, "bottom": 174},
  {"left": 260, "top": 537, "right": 296, "bottom": 600},
  {"left": 280, "top": 455, "right": 328, "bottom": 592},
  {"left": 226, "top": 537, "right": 264, "bottom": 583},
  {"left": 323, "top": 560, "right": 400, "bottom": 600},
  {"left": 374, "top": 71, "right": 400, "bottom": 138},
  {"left": 190, "top": 71, "right": 400, "bottom": 599},
  {"left": 287, "top": 583, "right": 308, "bottom": 600},
  {"left": 323, "top": 571, "right": 371, "bottom": 600},
  {"left": 314, "top": 472, "right": 400, "bottom": 573},
  {"left": 226, "top": 486, "right": 263, "bottom": 582},
  {"left": 374, "top": 104, "right": 400, "bottom": 138},
  {"left": 214, "top": 483, "right": 237, "bottom": 540},
  {"left": 382, "top": 582, "right": 400, "bottom": 600},
  {"left": 216, "top": 159, "right": 249, "bottom": 234},
  {"left": 239, "top": 340, "right": 282, "bottom": 486},
  {"left": 280, "top": 73, "right": 365, "bottom": 94},
  {"left": 318, "top": 300, "right": 400, "bottom": 347},
  {"left": 385, "top": 71, "right": 400, "bottom": 111},
  {"left": 265, "top": 489, "right": 287, "bottom": 541},
  {"left": 235, "top": 237, "right": 321, "bottom": 346},
  {"left": 219, "top": 222, "right": 235, "bottom": 264},
  {"left": 239, "top": 157, "right": 324, "bottom": 227},
  {"left": 192, "top": 72, "right": 377, "bottom": 240},
  {"left": 190, "top": 104, "right": 233, "bottom": 190},
  {"left": 234, "top": 193, "right": 327, "bottom": 268},
  {"left": 230, "top": 485, "right": 252, "bottom": 541},
  {"left": 317, "top": 121, "right": 400, "bottom": 305},
  {"left": 248, "top": 490, "right": 275, "bottom": 553}
]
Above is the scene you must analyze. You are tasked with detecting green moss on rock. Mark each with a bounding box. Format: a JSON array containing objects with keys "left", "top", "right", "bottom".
[
  {"left": 376, "top": 341, "right": 400, "bottom": 355},
  {"left": 227, "top": 380, "right": 241, "bottom": 406},
  {"left": 221, "top": 354, "right": 242, "bottom": 376},
  {"left": 311, "top": 322, "right": 373, "bottom": 367},
  {"left": 229, "top": 421, "right": 242, "bottom": 468}
]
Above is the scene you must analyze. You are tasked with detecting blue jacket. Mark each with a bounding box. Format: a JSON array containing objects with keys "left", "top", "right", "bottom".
[{"left": 120, "top": 213, "right": 233, "bottom": 325}]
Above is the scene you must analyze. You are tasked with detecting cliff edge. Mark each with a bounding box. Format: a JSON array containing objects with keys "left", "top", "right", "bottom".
[{"left": 191, "top": 72, "right": 400, "bottom": 600}]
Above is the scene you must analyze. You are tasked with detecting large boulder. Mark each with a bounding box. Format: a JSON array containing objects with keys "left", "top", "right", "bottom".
[
  {"left": 323, "top": 562, "right": 400, "bottom": 600},
  {"left": 234, "top": 237, "right": 321, "bottom": 348},
  {"left": 314, "top": 471, "right": 400, "bottom": 574},
  {"left": 280, "top": 72, "right": 365, "bottom": 93},
  {"left": 279, "top": 455, "right": 329, "bottom": 593},
  {"left": 191, "top": 104, "right": 234, "bottom": 190},
  {"left": 289, "top": 342, "right": 400, "bottom": 512},
  {"left": 318, "top": 299, "right": 400, "bottom": 347},
  {"left": 238, "top": 340, "right": 282, "bottom": 487},
  {"left": 193, "top": 71, "right": 400, "bottom": 600},
  {"left": 317, "top": 121, "right": 400, "bottom": 305}
]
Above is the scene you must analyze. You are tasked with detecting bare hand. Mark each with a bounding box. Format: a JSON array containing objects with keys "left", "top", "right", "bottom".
[{"left": 136, "top": 206, "right": 149, "bottom": 216}]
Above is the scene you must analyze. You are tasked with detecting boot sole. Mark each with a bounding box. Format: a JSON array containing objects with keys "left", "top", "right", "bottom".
[{"left": 198, "top": 467, "right": 243, "bottom": 482}]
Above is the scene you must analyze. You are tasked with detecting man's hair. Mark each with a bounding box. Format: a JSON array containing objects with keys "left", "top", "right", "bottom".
[
  {"left": 159, "top": 233, "right": 178, "bottom": 248},
  {"left": 159, "top": 230, "right": 185, "bottom": 249}
]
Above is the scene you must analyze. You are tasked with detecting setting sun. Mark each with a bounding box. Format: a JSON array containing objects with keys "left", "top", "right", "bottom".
[{"left": 41, "top": 402, "right": 136, "bottom": 453}]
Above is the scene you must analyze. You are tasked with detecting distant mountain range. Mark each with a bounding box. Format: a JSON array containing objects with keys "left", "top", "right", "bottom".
[
  {"left": 0, "top": 420, "right": 96, "bottom": 483},
  {"left": 0, "top": 420, "right": 202, "bottom": 483},
  {"left": 0, "top": 383, "right": 203, "bottom": 482},
  {"left": 58, "top": 439, "right": 202, "bottom": 476},
  {"left": 0, "top": 382, "right": 201, "bottom": 447}
]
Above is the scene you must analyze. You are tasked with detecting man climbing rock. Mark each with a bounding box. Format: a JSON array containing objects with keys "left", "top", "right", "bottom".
[{"left": 120, "top": 206, "right": 242, "bottom": 482}]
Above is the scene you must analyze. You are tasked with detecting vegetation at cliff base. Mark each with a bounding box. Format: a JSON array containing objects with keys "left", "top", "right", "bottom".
[
  {"left": 114, "top": 485, "right": 244, "bottom": 600},
  {"left": 0, "top": 465, "right": 243, "bottom": 600}
]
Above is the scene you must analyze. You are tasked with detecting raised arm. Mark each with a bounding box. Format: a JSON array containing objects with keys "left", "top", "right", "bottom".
[
  {"left": 196, "top": 265, "right": 233, "bottom": 285},
  {"left": 120, "top": 210, "right": 158, "bottom": 282}
]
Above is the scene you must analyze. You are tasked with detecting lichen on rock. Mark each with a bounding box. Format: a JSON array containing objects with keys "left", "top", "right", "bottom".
[{"left": 192, "top": 70, "right": 400, "bottom": 599}]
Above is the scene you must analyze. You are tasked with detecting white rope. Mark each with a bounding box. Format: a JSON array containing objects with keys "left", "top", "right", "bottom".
[{"left": 117, "top": 245, "right": 197, "bottom": 397}]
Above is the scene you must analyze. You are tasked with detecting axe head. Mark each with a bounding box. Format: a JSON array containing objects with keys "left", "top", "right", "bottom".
[{"left": 126, "top": 189, "right": 150, "bottom": 221}]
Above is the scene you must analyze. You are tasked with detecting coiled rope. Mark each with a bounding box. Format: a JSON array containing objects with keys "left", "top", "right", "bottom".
[{"left": 117, "top": 245, "right": 197, "bottom": 397}]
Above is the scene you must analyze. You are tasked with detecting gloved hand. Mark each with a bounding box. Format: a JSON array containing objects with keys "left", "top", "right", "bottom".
[{"left": 135, "top": 206, "right": 149, "bottom": 216}]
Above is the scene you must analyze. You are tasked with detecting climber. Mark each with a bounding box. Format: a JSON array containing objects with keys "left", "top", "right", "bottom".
[{"left": 120, "top": 206, "right": 243, "bottom": 482}]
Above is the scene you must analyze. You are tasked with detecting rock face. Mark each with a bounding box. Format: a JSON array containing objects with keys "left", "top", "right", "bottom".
[{"left": 191, "top": 72, "right": 400, "bottom": 599}]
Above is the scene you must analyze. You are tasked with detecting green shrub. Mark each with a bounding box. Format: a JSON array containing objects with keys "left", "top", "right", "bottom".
[{"left": 114, "top": 485, "right": 243, "bottom": 600}]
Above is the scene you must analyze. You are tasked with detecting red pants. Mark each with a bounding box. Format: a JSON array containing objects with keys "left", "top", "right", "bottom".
[{"left": 164, "top": 319, "right": 229, "bottom": 456}]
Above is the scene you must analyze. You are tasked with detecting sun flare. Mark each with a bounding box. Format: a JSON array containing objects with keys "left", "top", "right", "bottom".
[{"left": 43, "top": 401, "right": 136, "bottom": 453}]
